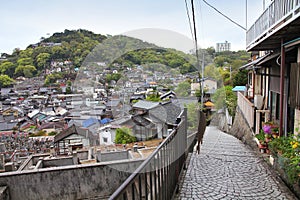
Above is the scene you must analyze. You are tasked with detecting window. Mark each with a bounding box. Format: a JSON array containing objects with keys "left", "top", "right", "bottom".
[
  {"left": 103, "top": 137, "right": 108, "bottom": 143},
  {"left": 271, "top": 91, "right": 280, "bottom": 121},
  {"left": 248, "top": 72, "right": 253, "bottom": 86}
]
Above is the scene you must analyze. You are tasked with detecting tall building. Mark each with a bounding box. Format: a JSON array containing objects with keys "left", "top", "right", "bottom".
[{"left": 216, "top": 41, "right": 231, "bottom": 52}]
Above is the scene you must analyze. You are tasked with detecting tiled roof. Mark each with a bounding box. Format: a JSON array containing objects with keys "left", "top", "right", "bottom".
[{"left": 132, "top": 100, "right": 159, "bottom": 110}]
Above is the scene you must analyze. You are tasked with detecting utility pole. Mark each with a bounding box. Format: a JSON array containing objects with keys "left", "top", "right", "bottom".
[
  {"left": 201, "top": 52, "right": 204, "bottom": 107},
  {"left": 190, "top": 0, "right": 203, "bottom": 108}
]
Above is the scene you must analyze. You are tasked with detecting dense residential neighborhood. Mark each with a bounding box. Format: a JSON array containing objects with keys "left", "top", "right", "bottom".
[
  {"left": 0, "top": 59, "right": 213, "bottom": 173},
  {"left": 2, "top": 0, "right": 300, "bottom": 199}
]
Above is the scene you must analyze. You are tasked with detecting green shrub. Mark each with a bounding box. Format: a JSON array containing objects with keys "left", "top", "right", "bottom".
[{"left": 114, "top": 127, "right": 136, "bottom": 144}]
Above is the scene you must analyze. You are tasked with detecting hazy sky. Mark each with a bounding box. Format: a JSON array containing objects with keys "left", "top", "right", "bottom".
[{"left": 0, "top": 0, "right": 272, "bottom": 54}]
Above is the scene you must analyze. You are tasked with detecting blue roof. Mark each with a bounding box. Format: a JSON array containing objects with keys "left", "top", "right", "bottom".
[
  {"left": 100, "top": 118, "right": 112, "bottom": 124},
  {"left": 82, "top": 118, "right": 99, "bottom": 128},
  {"left": 232, "top": 86, "right": 247, "bottom": 92}
]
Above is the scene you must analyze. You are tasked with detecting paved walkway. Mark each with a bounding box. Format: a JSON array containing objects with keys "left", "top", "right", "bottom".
[{"left": 176, "top": 126, "right": 297, "bottom": 200}]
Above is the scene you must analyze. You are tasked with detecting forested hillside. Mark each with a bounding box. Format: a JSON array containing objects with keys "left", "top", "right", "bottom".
[{"left": 0, "top": 29, "right": 250, "bottom": 88}]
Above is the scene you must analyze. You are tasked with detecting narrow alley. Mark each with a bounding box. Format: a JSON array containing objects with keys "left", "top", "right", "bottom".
[{"left": 176, "top": 126, "right": 297, "bottom": 200}]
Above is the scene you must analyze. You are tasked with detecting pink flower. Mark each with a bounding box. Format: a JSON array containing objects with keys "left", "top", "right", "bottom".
[{"left": 263, "top": 125, "right": 271, "bottom": 134}]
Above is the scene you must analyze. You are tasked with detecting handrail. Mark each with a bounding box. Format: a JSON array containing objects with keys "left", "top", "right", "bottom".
[
  {"left": 109, "top": 110, "right": 188, "bottom": 200},
  {"left": 246, "top": 0, "right": 300, "bottom": 49}
]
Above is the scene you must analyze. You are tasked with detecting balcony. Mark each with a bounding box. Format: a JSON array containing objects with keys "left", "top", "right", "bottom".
[{"left": 246, "top": 0, "right": 300, "bottom": 51}]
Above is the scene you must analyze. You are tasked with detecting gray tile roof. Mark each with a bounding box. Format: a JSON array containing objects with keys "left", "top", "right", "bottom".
[
  {"left": 149, "top": 102, "right": 182, "bottom": 125},
  {"left": 132, "top": 100, "right": 160, "bottom": 110}
]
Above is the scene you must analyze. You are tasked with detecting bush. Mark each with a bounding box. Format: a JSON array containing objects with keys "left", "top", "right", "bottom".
[
  {"left": 268, "top": 135, "right": 300, "bottom": 183},
  {"left": 114, "top": 127, "right": 136, "bottom": 144}
]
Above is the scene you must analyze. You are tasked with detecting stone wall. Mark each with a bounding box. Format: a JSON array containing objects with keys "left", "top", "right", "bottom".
[
  {"left": 229, "top": 107, "right": 257, "bottom": 150},
  {"left": 0, "top": 159, "right": 143, "bottom": 200},
  {"left": 212, "top": 107, "right": 257, "bottom": 150}
]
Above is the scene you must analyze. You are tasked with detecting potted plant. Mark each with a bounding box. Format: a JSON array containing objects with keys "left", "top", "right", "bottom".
[{"left": 255, "top": 131, "right": 266, "bottom": 151}]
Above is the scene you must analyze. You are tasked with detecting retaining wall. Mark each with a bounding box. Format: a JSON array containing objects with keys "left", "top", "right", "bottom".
[{"left": 0, "top": 159, "right": 143, "bottom": 200}]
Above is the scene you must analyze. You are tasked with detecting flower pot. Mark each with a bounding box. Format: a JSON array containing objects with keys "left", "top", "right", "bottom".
[
  {"left": 265, "top": 137, "right": 271, "bottom": 143},
  {"left": 260, "top": 148, "right": 266, "bottom": 153}
]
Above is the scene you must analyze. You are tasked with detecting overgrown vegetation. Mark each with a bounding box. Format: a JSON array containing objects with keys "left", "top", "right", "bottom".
[
  {"left": 114, "top": 127, "right": 137, "bottom": 144},
  {"left": 212, "top": 86, "right": 237, "bottom": 116},
  {"left": 268, "top": 135, "right": 300, "bottom": 184},
  {"left": 186, "top": 102, "right": 200, "bottom": 132}
]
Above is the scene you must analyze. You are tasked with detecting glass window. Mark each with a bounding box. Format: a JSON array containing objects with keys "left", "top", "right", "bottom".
[{"left": 103, "top": 137, "right": 108, "bottom": 143}]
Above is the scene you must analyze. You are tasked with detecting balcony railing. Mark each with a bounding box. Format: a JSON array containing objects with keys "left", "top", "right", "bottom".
[
  {"left": 109, "top": 110, "right": 192, "bottom": 200},
  {"left": 237, "top": 92, "right": 255, "bottom": 129},
  {"left": 246, "top": 0, "right": 300, "bottom": 49}
]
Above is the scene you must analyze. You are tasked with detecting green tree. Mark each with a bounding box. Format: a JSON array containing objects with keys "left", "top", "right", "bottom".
[
  {"left": 36, "top": 52, "right": 51, "bottom": 70},
  {"left": 212, "top": 86, "right": 237, "bottom": 116},
  {"left": 204, "top": 63, "right": 222, "bottom": 81},
  {"left": 175, "top": 81, "right": 191, "bottom": 97},
  {"left": 0, "top": 61, "right": 15, "bottom": 77},
  {"left": 146, "top": 92, "right": 161, "bottom": 102},
  {"left": 15, "top": 65, "right": 37, "bottom": 78},
  {"left": 233, "top": 70, "right": 248, "bottom": 86},
  {"left": 186, "top": 102, "right": 200, "bottom": 131},
  {"left": 0, "top": 75, "right": 15, "bottom": 87},
  {"left": 114, "top": 127, "right": 136, "bottom": 144},
  {"left": 44, "top": 73, "right": 62, "bottom": 85},
  {"left": 17, "top": 57, "right": 33, "bottom": 66}
]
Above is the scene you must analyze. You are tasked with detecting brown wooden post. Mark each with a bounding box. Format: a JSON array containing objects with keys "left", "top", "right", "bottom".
[{"left": 279, "top": 39, "right": 285, "bottom": 137}]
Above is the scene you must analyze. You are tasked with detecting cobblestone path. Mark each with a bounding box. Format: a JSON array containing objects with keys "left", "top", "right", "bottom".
[{"left": 175, "top": 126, "right": 297, "bottom": 200}]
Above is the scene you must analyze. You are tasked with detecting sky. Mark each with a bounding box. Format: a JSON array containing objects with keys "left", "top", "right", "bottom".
[{"left": 0, "top": 0, "right": 272, "bottom": 54}]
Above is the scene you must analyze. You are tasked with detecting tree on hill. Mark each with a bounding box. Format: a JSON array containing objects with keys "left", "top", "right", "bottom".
[
  {"left": 175, "top": 80, "right": 191, "bottom": 97},
  {"left": 0, "top": 61, "right": 15, "bottom": 77},
  {"left": 0, "top": 75, "right": 14, "bottom": 87},
  {"left": 14, "top": 65, "right": 37, "bottom": 78}
]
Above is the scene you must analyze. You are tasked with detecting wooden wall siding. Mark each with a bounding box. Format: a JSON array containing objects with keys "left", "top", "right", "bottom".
[
  {"left": 296, "top": 63, "right": 300, "bottom": 109},
  {"left": 294, "top": 109, "right": 300, "bottom": 134},
  {"left": 270, "top": 65, "right": 281, "bottom": 93},
  {"left": 290, "top": 63, "right": 298, "bottom": 108}
]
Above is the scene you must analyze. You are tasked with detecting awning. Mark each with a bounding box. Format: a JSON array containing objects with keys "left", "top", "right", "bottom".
[
  {"left": 204, "top": 101, "right": 214, "bottom": 107},
  {"left": 256, "top": 46, "right": 295, "bottom": 66},
  {"left": 232, "top": 86, "right": 247, "bottom": 92},
  {"left": 239, "top": 53, "right": 270, "bottom": 70}
]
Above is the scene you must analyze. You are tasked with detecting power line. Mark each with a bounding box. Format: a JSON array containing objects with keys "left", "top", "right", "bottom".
[
  {"left": 184, "top": 0, "right": 195, "bottom": 44},
  {"left": 190, "top": 0, "right": 204, "bottom": 107},
  {"left": 202, "top": 0, "right": 247, "bottom": 31}
]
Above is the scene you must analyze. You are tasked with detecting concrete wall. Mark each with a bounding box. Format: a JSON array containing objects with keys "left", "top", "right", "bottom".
[
  {"left": 97, "top": 150, "right": 130, "bottom": 162},
  {"left": 0, "top": 159, "right": 143, "bottom": 200}
]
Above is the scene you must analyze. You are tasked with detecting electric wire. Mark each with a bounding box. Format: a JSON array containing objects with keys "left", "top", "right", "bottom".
[
  {"left": 190, "top": 0, "right": 200, "bottom": 75},
  {"left": 184, "top": 0, "right": 195, "bottom": 46},
  {"left": 202, "top": 0, "right": 247, "bottom": 31}
]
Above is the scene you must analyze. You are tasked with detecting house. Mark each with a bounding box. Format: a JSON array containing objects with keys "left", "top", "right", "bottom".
[
  {"left": 191, "top": 78, "right": 217, "bottom": 97},
  {"left": 160, "top": 91, "right": 176, "bottom": 101},
  {"left": 38, "top": 122, "right": 66, "bottom": 134},
  {"left": 2, "top": 106, "right": 24, "bottom": 118},
  {"left": 131, "top": 100, "right": 182, "bottom": 139},
  {"left": 0, "top": 122, "right": 18, "bottom": 132},
  {"left": 54, "top": 124, "right": 99, "bottom": 154},
  {"left": 132, "top": 100, "right": 160, "bottom": 115},
  {"left": 239, "top": 0, "right": 300, "bottom": 136},
  {"left": 98, "top": 125, "right": 118, "bottom": 145}
]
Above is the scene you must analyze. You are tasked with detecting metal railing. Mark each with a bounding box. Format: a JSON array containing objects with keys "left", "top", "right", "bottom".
[
  {"left": 109, "top": 110, "right": 190, "bottom": 200},
  {"left": 237, "top": 92, "right": 255, "bottom": 129},
  {"left": 246, "top": 0, "right": 300, "bottom": 49}
]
